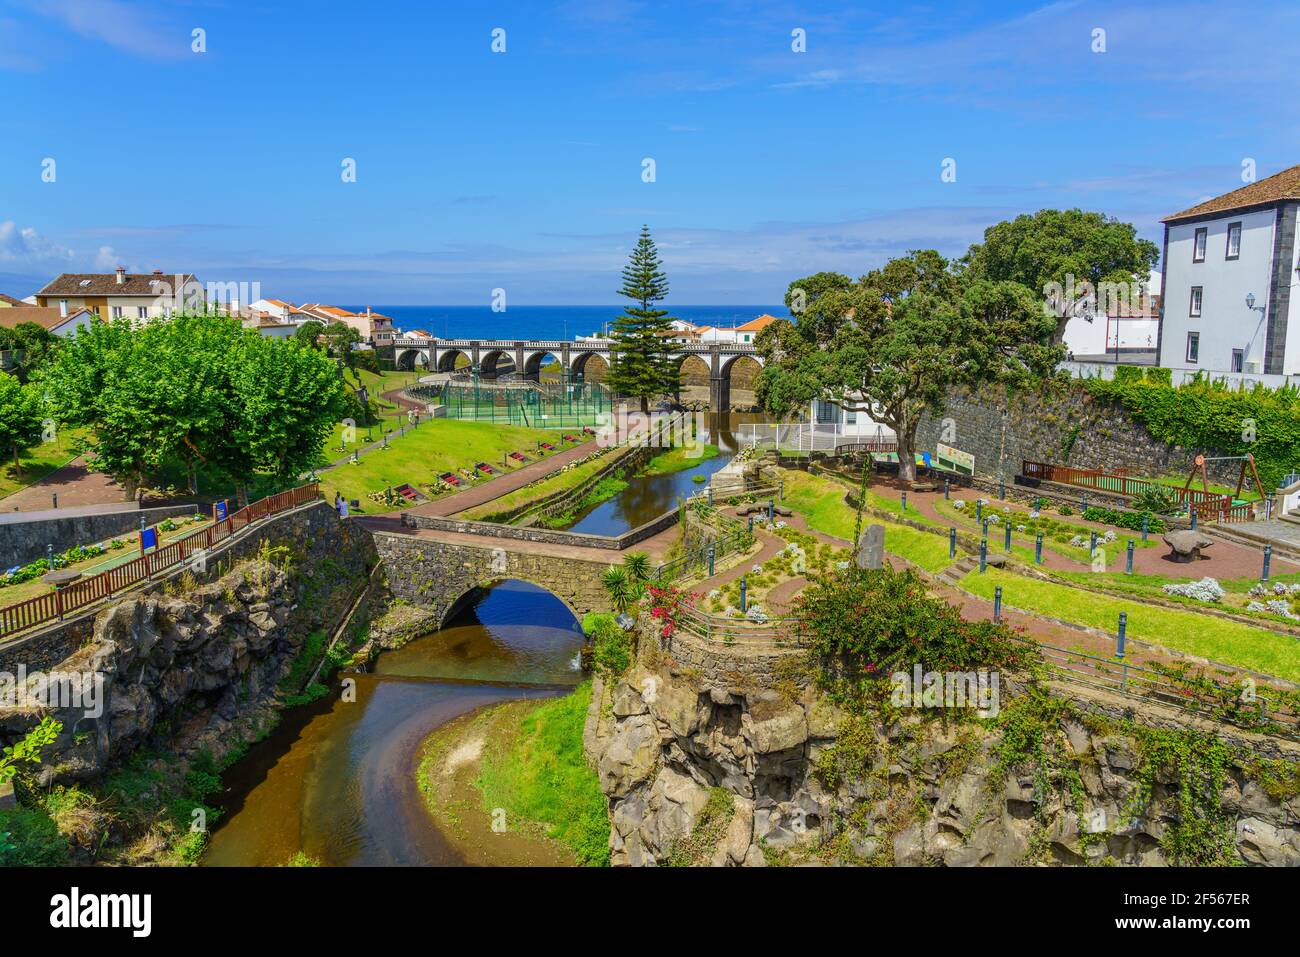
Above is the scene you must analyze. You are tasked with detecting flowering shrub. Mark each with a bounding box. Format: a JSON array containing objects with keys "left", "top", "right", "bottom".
[
  {"left": 1162, "top": 577, "right": 1224, "bottom": 603},
  {"left": 793, "top": 565, "right": 1038, "bottom": 682},
  {"left": 648, "top": 584, "right": 695, "bottom": 639}
]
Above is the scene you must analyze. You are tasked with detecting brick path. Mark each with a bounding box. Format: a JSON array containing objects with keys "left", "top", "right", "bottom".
[
  {"left": 0, "top": 457, "right": 133, "bottom": 513},
  {"left": 856, "top": 474, "right": 1298, "bottom": 580}
]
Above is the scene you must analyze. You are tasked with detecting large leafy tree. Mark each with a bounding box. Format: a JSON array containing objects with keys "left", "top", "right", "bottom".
[
  {"left": 961, "top": 209, "right": 1160, "bottom": 343},
  {"left": 215, "top": 333, "right": 350, "bottom": 505},
  {"left": 606, "top": 226, "right": 680, "bottom": 412},
  {"left": 41, "top": 313, "right": 349, "bottom": 503},
  {"left": 41, "top": 317, "right": 168, "bottom": 500},
  {"left": 0, "top": 370, "right": 44, "bottom": 475},
  {"left": 756, "top": 250, "right": 1059, "bottom": 481},
  {"left": 0, "top": 322, "right": 60, "bottom": 383}
]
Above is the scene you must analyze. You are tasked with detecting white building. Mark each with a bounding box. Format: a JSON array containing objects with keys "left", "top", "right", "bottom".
[
  {"left": 34, "top": 268, "right": 205, "bottom": 322},
  {"left": 1157, "top": 165, "right": 1300, "bottom": 374}
]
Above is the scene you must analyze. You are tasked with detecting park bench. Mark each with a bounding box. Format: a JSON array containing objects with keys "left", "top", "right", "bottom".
[
  {"left": 476, "top": 462, "right": 497, "bottom": 475},
  {"left": 509, "top": 451, "right": 530, "bottom": 463},
  {"left": 438, "top": 472, "right": 462, "bottom": 486},
  {"left": 539, "top": 442, "right": 556, "bottom": 451}
]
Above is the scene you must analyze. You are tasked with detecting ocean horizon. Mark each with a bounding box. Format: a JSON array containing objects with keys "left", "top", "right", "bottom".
[{"left": 340, "top": 304, "right": 785, "bottom": 340}]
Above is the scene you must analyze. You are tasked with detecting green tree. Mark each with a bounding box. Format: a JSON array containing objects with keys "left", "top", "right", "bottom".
[
  {"left": 0, "top": 322, "right": 60, "bottom": 383},
  {"left": 0, "top": 371, "right": 44, "bottom": 475},
  {"left": 961, "top": 209, "right": 1160, "bottom": 344},
  {"left": 606, "top": 226, "right": 680, "bottom": 412},
  {"left": 756, "top": 251, "right": 1058, "bottom": 481},
  {"left": 40, "top": 317, "right": 166, "bottom": 500},
  {"left": 215, "top": 334, "right": 351, "bottom": 505},
  {"left": 294, "top": 320, "right": 325, "bottom": 348}
]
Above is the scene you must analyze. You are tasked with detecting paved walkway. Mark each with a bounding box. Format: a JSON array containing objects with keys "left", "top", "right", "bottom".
[
  {"left": 854, "top": 474, "right": 1299, "bottom": 580},
  {"left": 1, "top": 457, "right": 137, "bottom": 513}
]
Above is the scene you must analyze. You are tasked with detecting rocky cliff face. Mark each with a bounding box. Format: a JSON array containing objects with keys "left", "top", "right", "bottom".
[
  {"left": 586, "top": 654, "right": 1300, "bottom": 867},
  {"left": 1, "top": 561, "right": 303, "bottom": 784}
]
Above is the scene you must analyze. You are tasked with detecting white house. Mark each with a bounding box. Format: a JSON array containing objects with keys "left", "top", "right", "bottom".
[
  {"left": 1062, "top": 271, "right": 1161, "bottom": 361},
  {"left": 34, "top": 268, "right": 205, "bottom": 322},
  {"left": 1157, "top": 165, "right": 1300, "bottom": 375},
  {"left": 0, "top": 304, "right": 95, "bottom": 338}
]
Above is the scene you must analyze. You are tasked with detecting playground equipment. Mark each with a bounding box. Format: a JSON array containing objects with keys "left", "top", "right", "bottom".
[{"left": 1183, "top": 452, "right": 1263, "bottom": 502}]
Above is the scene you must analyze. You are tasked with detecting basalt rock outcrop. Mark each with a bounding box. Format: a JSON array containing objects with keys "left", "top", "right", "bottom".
[
  {"left": 0, "top": 562, "right": 305, "bottom": 784},
  {"left": 586, "top": 656, "right": 1300, "bottom": 867}
]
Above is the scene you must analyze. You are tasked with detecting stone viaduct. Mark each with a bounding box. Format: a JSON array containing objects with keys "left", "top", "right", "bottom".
[{"left": 388, "top": 336, "right": 763, "bottom": 411}]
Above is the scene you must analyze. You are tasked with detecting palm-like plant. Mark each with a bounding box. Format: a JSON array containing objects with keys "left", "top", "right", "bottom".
[
  {"left": 622, "top": 552, "right": 651, "bottom": 583},
  {"left": 602, "top": 566, "right": 631, "bottom": 612}
]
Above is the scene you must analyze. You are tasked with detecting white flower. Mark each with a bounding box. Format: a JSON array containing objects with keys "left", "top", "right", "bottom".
[
  {"left": 953, "top": 500, "right": 966, "bottom": 510},
  {"left": 1162, "top": 577, "right": 1224, "bottom": 603}
]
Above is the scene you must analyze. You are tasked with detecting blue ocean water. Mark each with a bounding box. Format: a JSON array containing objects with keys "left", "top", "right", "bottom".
[{"left": 340, "top": 305, "right": 785, "bottom": 340}]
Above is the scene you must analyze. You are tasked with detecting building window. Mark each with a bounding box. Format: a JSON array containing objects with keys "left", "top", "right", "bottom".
[
  {"left": 1231, "top": 349, "right": 1244, "bottom": 372},
  {"left": 845, "top": 408, "right": 857, "bottom": 425},
  {"left": 137, "top": 307, "right": 148, "bottom": 319},
  {"left": 1186, "top": 332, "right": 1200, "bottom": 363},
  {"left": 1189, "top": 286, "right": 1203, "bottom": 317},
  {"left": 1193, "top": 227, "right": 1207, "bottom": 262},
  {"left": 111, "top": 306, "right": 123, "bottom": 319},
  {"left": 1226, "top": 222, "right": 1242, "bottom": 260},
  {"left": 815, "top": 400, "right": 838, "bottom": 424}
]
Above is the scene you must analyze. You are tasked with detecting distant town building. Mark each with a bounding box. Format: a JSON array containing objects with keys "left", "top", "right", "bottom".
[
  {"left": 1157, "top": 164, "right": 1300, "bottom": 375},
  {"left": 34, "top": 268, "right": 205, "bottom": 323},
  {"left": 0, "top": 304, "right": 95, "bottom": 337}
]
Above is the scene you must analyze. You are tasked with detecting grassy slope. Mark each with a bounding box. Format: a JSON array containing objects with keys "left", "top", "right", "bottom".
[
  {"left": 0, "top": 428, "right": 84, "bottom": 501},
  {"left": 779, "top": 469, "right": 959, "bottom": 573},
  {"left": 643, "top": 443, "right": 719, "bottom": 476},
  {"left": 317, "top": 418, "right": 568, "bottom": 511},
  {"left": 456, "top": 446, "right": 629, "bottom": 521},
  {"left": 475, "top": 683, "right": 610, "bottom": 866},
  {"left": 960, "top": 567, "right": 1300, "bottom": 682}
]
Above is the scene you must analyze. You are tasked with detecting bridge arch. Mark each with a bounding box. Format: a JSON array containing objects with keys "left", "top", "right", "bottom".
[
  {"left": 478, "top": 349, "right": 516, "bottom": 379},
  {"left": 439, "top": 576, "right": 584, "bottom": 629},
  {"left": 522, "top": 350, "right": 562, "bottom": 383},
  {"left": 436, "top": 349, "right": 472, "bottom": 373},
  {"left": 571, "top": 351, "right": 609, "bottom": 385},
  {"left": 721, "top": 354, "right": 763, "bottom": 409},
  {"left": 395, "top": 348, "right": 429, "bottom": 371}
]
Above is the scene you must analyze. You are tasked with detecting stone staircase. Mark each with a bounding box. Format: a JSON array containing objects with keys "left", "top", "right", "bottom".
[{"left": 936, "top": 555, "right": 978, "bottom": 586}]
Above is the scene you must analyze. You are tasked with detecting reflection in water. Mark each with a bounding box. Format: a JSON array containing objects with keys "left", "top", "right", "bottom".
[
  {"left": 564, "top": 429, "right": 739, "bottom": 537},
  {"left": 202, "top": 581, "right": 585, "bottom": 867}
]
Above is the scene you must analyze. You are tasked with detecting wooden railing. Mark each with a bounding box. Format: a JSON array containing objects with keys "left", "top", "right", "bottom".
[
  {"left": 1021, "top": 460, "right": 1254, "bottom": 522},
  {"left": 0, "top": 483, "right": 321, "bottom": 640}
]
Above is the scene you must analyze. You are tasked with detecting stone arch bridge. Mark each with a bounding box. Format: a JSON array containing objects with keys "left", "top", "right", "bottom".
[
  {"left": 368, "top": 525, "right": 616, "bottom": 629},
  {"left": 388, "top": 336, "right": 763, "bottom": 410}
]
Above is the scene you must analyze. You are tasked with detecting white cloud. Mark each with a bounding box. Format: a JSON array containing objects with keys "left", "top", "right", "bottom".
[{"left": 0, "top": 220, "right": 117, "bottom": 272}]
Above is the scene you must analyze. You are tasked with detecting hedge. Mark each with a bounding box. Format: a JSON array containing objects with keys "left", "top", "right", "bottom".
[{"left": 1084, "top": 374, "right": 1300, "bottom": 489}]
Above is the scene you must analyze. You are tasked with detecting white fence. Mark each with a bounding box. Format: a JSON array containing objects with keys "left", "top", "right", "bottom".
[
  {"left": 1062, "top": 360, "right": 1300, "bottom": 391},
  {"left": 739, "top": 421, "right": 898, "bottom": 452}
]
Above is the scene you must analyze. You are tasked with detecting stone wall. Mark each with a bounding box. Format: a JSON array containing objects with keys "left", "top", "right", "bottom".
[
  {"left": 0, "top": 502, "right": 199, "bottom": 568},
  {"left": 403, "top": 506, "right": 678, "bottom": 551},
  {"left": 587, "top": 648, "right": 1300, "bottom": 867},
  {"left": 371, "top": 529, "right": 613, "bottom": 626},
  {"left": 0, "top": 502, "right": 374, "bottom": 785},
  {"left": 915, "top": 384, "right": 1240, "bottom": 485},
  {"left": 0, "top": 501, "right": 374, "bottom": 677}
]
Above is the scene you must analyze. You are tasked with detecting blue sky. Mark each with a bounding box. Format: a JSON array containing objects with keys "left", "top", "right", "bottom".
[{"left": 2, "top": 0, "right": 1298, "bottom": 304}]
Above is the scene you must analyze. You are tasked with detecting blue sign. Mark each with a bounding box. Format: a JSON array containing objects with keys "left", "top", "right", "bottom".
[
  {"left": 214, "top": 501, "right": 228, "bottom": 521},
  {"left": 141, "top": 527, "right": 158, "bottom": 551},
  {"left": 922, "top": 451, "right": 932, "bottom": 468}
]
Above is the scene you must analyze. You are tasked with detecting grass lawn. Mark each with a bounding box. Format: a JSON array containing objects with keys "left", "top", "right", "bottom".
[
  {"left": 476, "top": 683, "right": 610, "bottom": 866},
  {"left": 317, "top": 418, "right": 569, "bottom": 512},
  {"left": 643, "top": 443, "right": 719, "bottom": 476},
  {"left": 780, "top": 469, "right": 963, "bottom": 573},
  {"left": 959, "top": 567, "right": 1300, "bottom": 682},
  {"left": 0, "top": 428, "right": 85, "bottom": 501},
  {"left": 322, "top": 368, "right": 427, "bottom": 458}
]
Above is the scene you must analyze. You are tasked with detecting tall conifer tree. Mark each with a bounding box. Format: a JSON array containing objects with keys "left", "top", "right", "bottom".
[{"left": 607, "top": 226, "right": 680, "bottom": 412}]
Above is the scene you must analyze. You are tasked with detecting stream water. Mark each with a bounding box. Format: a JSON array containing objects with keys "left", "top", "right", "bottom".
[
  {"left": 201, "top": 580, "right": 584, "bottom": 866},
  {"left": 563, "top": 426, "right": 741, "bottom": 536},
  {"left": 203, "top": 417, "right": 766, "bottom": 866}
]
